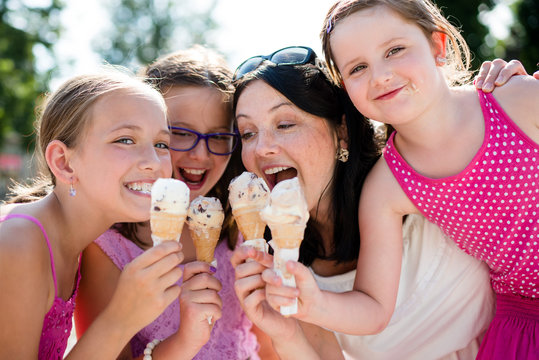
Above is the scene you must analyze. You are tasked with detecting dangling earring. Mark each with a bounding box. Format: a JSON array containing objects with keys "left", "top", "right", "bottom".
[
  {"left": 336, "top": 148, "right": 349, "bottom": 163},
  {"left": 69, "top": 178, "right": 76, "bottom": 197},
  {"left": 436, "top": 56, "right": 447, "bottom": 65}
]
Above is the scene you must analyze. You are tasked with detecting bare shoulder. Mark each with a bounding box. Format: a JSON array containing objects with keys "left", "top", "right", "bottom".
[
  {"left": 491, "top": 75, "right": 539, "bottom": 143},
  {"left": 360, "top": 157, "right": 417, "bottom": 217}
]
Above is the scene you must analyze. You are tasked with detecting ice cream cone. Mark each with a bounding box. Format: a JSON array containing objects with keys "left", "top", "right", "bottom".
[
  {"left": 191, "top": 226, "right": 221, "bottom": 264},
  {"left": 233, "top": 206, "right": 266, "bottom": 240},
  {"left": 268, "top": 223, "right": 306, "bottom": 249},
  {"left": 150, "top": 212, "right": 186, "bottom": 244}
]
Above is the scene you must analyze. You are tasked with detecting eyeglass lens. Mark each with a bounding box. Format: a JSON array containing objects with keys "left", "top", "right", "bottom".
[{"left": 170, "top": 128, "right": 236, "bottom": 154}]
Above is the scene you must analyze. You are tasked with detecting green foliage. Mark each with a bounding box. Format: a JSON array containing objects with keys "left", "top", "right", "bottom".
[
  {"left": 94, "top": 0, "right": 219, "bottom": 71},
  {"left": 0, "top": 0, "right": 63, "bottom": 149},
  {"left": 505, "top": 0, "right": 539, "bottom": 73}
]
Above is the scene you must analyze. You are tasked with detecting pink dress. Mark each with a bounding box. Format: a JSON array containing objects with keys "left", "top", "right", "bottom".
[
  {"left": 383, "top": 89, "right": 538, "bottom": 359},
  {"left": 94, "top": 229, "right": 259, "bottom": 359},
  {"left": 0, "top": 214, "right": 80, "bottom": 360}
]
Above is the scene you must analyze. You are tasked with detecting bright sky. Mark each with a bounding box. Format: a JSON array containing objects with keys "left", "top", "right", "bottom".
[{"left": 52, "top": 0, "right": 336, "bottom": 88}]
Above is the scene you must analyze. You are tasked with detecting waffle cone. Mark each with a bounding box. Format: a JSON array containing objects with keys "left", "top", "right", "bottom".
[
  {"left": 233, "top": 206, "right": 266, "bottom": 240},
  {"left": 269, "top": 223, "right": 305, "bottom": 249},
  {"left": 191, "top": 226, "right": 221, "bottom": 263},
  {"left": 150, "top": 212, "right": 186, "bottom": 243}
]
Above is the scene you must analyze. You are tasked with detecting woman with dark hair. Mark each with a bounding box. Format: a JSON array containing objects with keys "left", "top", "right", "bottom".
[{"left": 229, "top": 46, "right": 520, "bottom": 359}]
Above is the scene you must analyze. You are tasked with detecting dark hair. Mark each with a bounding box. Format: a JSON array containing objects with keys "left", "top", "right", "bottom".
[
  {"left": 114, "top": 45, "right": 245, "bottom": 250},
  {"left": 233, "top": 59, "right": 381, "bottom": 265}
]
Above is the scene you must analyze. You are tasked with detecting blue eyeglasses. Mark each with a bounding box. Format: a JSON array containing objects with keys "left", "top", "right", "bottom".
[
  {"left": 233, "top": 46, "right": 317, "bottom": 80},
  {"left": 168, "top": 126, "right": 239, "bottom": 155}
]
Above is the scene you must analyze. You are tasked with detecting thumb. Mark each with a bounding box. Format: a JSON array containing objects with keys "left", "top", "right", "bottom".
[{"left": 285, "top": 260, "right": 314, "bottom": 288}]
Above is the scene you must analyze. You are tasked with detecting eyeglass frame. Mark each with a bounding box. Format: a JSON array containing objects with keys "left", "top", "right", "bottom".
[
  {"left": 167, "top": 126, "right": 240, "bottom": 156},
  {"left": 233, "top": 46, "right": 317, "bottom": 81}
]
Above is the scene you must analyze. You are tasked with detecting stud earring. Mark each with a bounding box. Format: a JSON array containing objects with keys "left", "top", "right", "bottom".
[
  {"left": 336, "top": 148, "right": 349, "bottom": 163},
  {"left": 436, "top": 56, "right": 447, "bottom": 65},
  {"left": 69, "top": 179, "right": 76, "bottom": 197}
]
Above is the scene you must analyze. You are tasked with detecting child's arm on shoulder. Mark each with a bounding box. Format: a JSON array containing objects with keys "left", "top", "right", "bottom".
[
  {"left": 74, "top": 242, "right": 133, "bottom": 358},
  {"left": 0, "top": 222, "right": 52, "bottom": 358},
  {"left": 491, "top": 75, "right": 539, "bottom": 144}
]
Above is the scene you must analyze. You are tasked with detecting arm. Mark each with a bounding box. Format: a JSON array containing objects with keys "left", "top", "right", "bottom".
[
  {"left": 67, "top": 241, "right": 184, "bottom": 359},
  {"left": 149, "top": 261, "right": 222, "bottom": 360},
  {"left": 0, "top": 224, "right": 53, "bottom": 358},
  {"left": 74, "top": 242, "right": 133, "bottom": 358},
  {"left": 231, "top": 247, "right": 321, "bottom": 359},
  {"left": 262, "top": 160, "right": 413, "bottom": 335}
]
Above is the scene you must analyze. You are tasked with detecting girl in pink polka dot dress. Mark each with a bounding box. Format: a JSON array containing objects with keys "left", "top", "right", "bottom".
[{"left": 289, "top": 1, "right": 539, "bottom": 359}]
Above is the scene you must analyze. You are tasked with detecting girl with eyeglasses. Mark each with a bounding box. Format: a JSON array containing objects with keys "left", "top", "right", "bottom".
[
  {"left": 230, "top": 45, "right": 533, "bottom": 359},
  {"left": 74, "top": 46, "right": 273, "bottom": 360}
]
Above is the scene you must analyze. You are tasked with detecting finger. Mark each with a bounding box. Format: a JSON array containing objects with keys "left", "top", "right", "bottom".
[
  {"left": 265, "top": 292, "right": 297, "bottom": 311},
  {"left": 203, "top": 303, "right": 223, "bottom": 323},
  {"left": 161, "top": 284, "right": 182, "bottom": 309},
  {"left": 182, "top": 261, "right": 215, "bottom": 282},
  {"left": 143, "top": 251, "right": 185, "bottom": 279},
  {"left": 494, "top": 59, "right": 527, "bottom": 86},
  {"left": 234, "top": 274, "right": 266, "bottom": 301},
  {"left": 481, "top": 59, "right": 507, "bottom": 92},
  {"left": 182, "top": 272, "right": 223, "bottom": 292},
  {"left": 235, "top": 259, "right": 268, "bottom": 280},
  {"left": 242, "top": 287, "right": 267, "bottom": 311},
  {"left": 474, "top": 61, "right": 492, "bottom": 89},
  {"left": 250, "top": 249, "right": 274, "bottom": 267},
  {"left": 157, "top": 265, "right": 183, "bottom": 289},
  {"left": 181, "top": 288, "right": 223, "bottom": 309},
  {"left": 533, "top": 70, "right": 539, "bottom": 80},
  {"left": 230, "top": 246, "right": 255, "bottom": 268},
  {"left": 132, "top": 241, "right": 183, "bottom": 269},
  {"left": 285, "top": 261, "right": 311, "bottom": 286},
  {"left": 261, "top": 268, "right": 282, "bottom": 286}
]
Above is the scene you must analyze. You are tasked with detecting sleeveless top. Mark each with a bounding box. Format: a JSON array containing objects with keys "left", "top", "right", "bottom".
[
  {"left": 383, "top": 89, "right": 539, "bottom": 298},
  {"left": 0, "top": 214, "right": 81, "bottom": 360},
  {"left": 94, "top": 229, "right": 259, "bottom": 359},
  {"left": 312, "top": 214, "right": 494, "bottom": 360}
]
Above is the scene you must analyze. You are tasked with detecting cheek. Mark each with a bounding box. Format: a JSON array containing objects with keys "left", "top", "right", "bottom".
[{"left": 241, "top": 144, "right": 256, "bottom": 172}]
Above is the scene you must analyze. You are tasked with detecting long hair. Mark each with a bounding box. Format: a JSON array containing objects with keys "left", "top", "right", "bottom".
[
  {"left": 233, "top": 59, "right": 381, "bottom": 265},
  {"left": 321, "top": 0, "right": 472, "bottom": 86},
  {"left": 114, "top": 45, "right": 244, "bottom": 250},
  {"left": 5, "top": 69, "right": 164, "bottom": 204}
]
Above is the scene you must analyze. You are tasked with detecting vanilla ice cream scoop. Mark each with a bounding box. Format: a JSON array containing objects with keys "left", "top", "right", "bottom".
[
  {"left": 228, "top": 171, "right": 270, "bottom": 210},
  {"left": 150, "top": 178, "right": 190, "bottom": 245}
]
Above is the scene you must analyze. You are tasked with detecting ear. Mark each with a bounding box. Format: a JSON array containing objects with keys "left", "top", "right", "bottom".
[
  {"left": 431, "top": 31, "right": 447, "bottom": 64},
  {"left": 336, "top": 115, "right": 349, "bottom": 150},
  {"left": 45, "top": 140, "right": 77, "bottom": 185}
]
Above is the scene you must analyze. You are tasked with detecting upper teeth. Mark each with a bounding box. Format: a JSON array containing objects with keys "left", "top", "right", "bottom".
[
  {"left": 265, "top": 166, "right": 290, "bottom": 175},
  {"left": 183, "top": 168, "right": 205, "bottom": 175},
  {"left": 127, "top": 182, "right": 152, "bottom": 194}
]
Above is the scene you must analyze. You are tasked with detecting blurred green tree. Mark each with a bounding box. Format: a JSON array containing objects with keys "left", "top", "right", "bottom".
[
  {"left": 434, "top": 0, "right": 497, "bottom": 71},
  {"left": 0, "top": 0, "right": 63, "bottom": 149},
  {"left": 504, "top": 0, "right": 539, "bottom": 73},
  {"left": 95, "top": 0, "right": 218, "bottom": 70}
]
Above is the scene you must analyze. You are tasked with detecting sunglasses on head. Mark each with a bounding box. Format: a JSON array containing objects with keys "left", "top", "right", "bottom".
[{"left": 233, "top": 46, "right": 317, "bottom": 81}]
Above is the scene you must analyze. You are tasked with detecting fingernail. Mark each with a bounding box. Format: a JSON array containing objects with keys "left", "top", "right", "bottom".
[
  {"left": 209, "top": 266, "right": 217, "bottom": 273},
  {"left": 475, "top": 79, "right": 483, "bottom": 88},
  {"left": 483, "top": 83, "right": 493, "bottom": 92},
  {"left": 495, "top": 75, "right": 503, "bottom": 84}
]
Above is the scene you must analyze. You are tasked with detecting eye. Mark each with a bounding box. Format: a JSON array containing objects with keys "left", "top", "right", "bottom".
[
  {"left": 387, "top": 47, "right": 404, "bottom": 57},
  {"left": 172, "top": 130, "right": 195, "bottom": 138},
  {"left": 277, "top": 123, "right": 295, "bottom": 130},
  {"left": 240, "top": 131, "right": 256, "bottom": 141},
  {"left": 350, "top": 64, "right": 367, "bottom": 75},
  {"left": 155, "top": 142, "right": 169, "bottom": 149},
  {"left": 115, "top": 138, "right": 134, "bottom": 144}
]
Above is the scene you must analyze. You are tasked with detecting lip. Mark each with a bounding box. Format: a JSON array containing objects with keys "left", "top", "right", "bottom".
[
  {"left": 124, "top": 179, "right": 156, "bottom": 197},
  {"left": 176, "top": 167, "right": 207, "bottom": 191},
  {"left": 374, "top": 85, "right": 405, "bottom": 101},
  {"left": 261, "top": 165, "right": 295, "bottom": 189}
]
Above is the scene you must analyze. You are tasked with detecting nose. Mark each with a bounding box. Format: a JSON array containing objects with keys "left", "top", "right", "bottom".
[
  {"left": 371, "top": 63, "right": 393, "bottom": 86},
  {"left": 188, "top": 138, "right": 211, "bottom": 160},
  {"left": 254, "top": 128, "right": 279, "bottom": 158},
  {"left": 139, "top": 143, "right": 169, "bottom": 174}
]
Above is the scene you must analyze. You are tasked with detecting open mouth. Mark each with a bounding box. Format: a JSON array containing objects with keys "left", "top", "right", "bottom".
[
  {"left": 264, "top": 166, "right": 298, "bottom": 189},
  {"left": 125, "top": 181, "right": 153, "bottom": 195},
  {"left": 178, "top": 167, "right": 207, "bottom": 189}
]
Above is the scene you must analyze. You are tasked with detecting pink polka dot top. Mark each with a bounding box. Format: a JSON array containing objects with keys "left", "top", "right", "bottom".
[{"left": 383, "top": 89, "right": 539, "bottom": 298}]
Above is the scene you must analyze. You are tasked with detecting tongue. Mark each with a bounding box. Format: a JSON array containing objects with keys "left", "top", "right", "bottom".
[
  {"left": 181, "top": 169, "right": 204, "bottom": 184},
  {"left": 276, "top": 168, "right": 298, "bottom": 184}
]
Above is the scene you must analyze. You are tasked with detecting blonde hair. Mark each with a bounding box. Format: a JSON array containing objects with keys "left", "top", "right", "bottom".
[
  {"left": 321, "top": 0, "right": 472, "bottom": 86},
  {"left": 6, "top": 68, "right": 165, "bottom": 203}
]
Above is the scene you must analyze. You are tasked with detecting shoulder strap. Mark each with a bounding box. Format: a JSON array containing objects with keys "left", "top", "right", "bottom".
[{"left": 0, "top": 214, "right": 58, "bottom": 297}]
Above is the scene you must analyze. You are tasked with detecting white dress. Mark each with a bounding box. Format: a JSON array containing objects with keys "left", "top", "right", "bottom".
[{"left": 311, "top": 214, "right": 495, "bottom": 360}]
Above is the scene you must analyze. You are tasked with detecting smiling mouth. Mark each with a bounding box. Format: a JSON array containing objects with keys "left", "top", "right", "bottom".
[
  {"left": 179, "top": 167, "right": 207, "bottom": 187},
  {"left": 264, "top": 166, "right": 298, "bottom": 188},
  {"left": 375, "top": 86, "right": 404, "bottom": 101},
  {"left": 126, "top": 182, "right": 153, "bottom": 195}
]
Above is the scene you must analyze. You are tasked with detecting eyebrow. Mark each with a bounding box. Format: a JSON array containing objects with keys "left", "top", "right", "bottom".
[
  {"left": 236, "top": 101, "right": 292, "bottom": 120},
  {"left": 110, "top": 124, "right": 170, "bottom": 136}
]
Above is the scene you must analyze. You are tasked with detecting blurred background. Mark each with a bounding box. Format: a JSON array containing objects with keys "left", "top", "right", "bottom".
[{"left": 1, "top": 0, "right": 538, "bottom": 200}]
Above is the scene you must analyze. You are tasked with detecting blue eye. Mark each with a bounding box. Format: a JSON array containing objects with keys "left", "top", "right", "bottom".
[
  {"left": 116, "top": 138, "right": 134, "bottom": 144},
  {"left": 156, "top": 142, "right": 169, "bottom": 149}
]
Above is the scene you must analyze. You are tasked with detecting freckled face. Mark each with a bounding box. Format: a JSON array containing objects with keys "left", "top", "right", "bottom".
[{"left": 236, "top": 80, "right": 339, "bottom": 213}]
